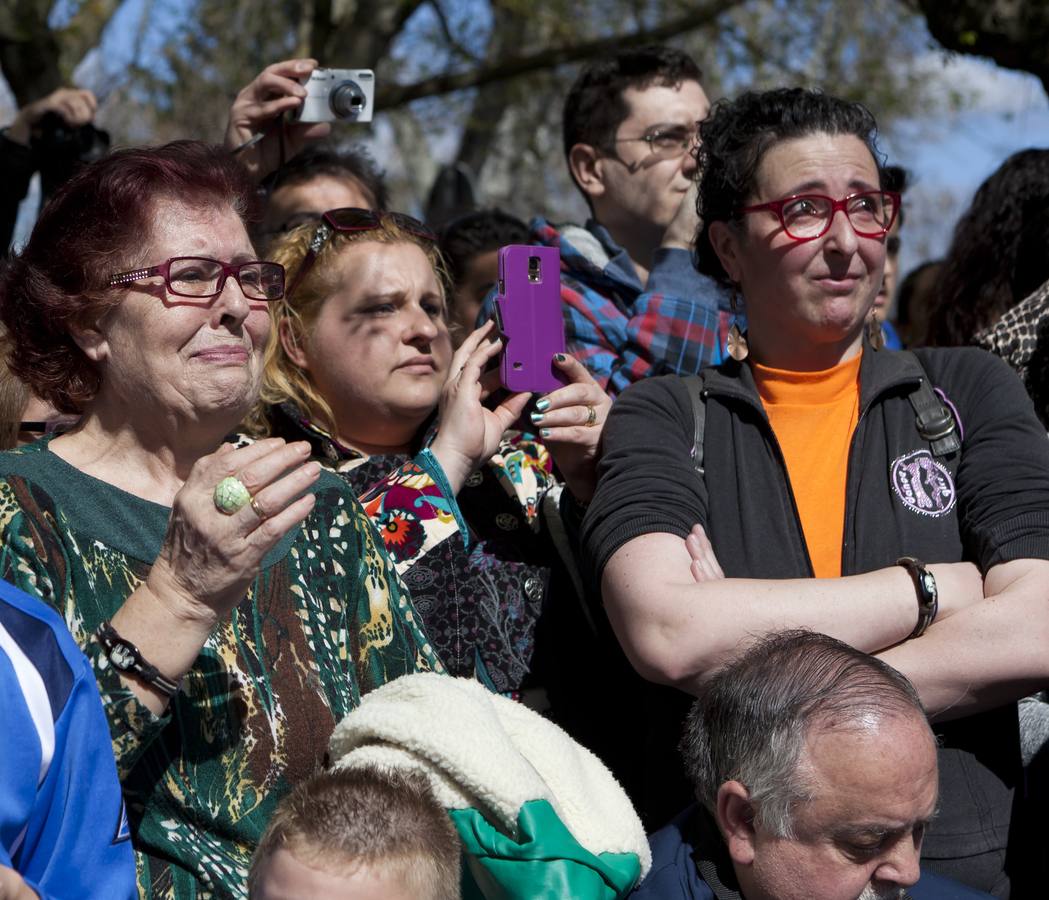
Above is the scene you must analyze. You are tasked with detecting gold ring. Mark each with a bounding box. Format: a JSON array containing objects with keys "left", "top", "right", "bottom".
[
  {"left": 250, "top": 496, "right": 267, "bottom": 520},
  {"left": 584, "top": 405, "right": 598, "bottom": 427}
]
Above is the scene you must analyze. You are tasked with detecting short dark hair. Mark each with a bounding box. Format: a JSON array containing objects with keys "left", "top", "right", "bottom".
[
  {"left": 562, "top": 45, "right": 703, "bottom": 191},
  {"left": 268, "top": 143, "right": 389, "bottom": 211},
  {"left": 680, "top": 629, "right": 926, "bottom": 838},
  {"left": 884, "top": 164, "right": 909, "bottom": 228},
  {"left": 0, "top": 141, "right": 257, "bottom": 414},
  {"left": 248, "top": 767, "right": 461, "bottom": 900},
  {"left": 438, "top": 208, "right": 530, "bottom": 286},
  {"left": 694, "top": 88, "right": 886, "bottom": 286},
  {"left": 925, "top": 148, "right": 1049, "bottom": 347}
]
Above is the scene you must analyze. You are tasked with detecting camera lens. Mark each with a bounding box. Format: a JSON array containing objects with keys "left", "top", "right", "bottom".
[{"left": 329, "top": 81, "right": 366, "bottom": 119}]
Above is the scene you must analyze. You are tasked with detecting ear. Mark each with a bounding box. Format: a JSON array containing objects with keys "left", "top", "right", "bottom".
[
  {"left": 567, "top": 143, "right": 607, "bottom": 201},
  {"left": 69, "top": 315, "right": 110, "bottom": 365},
  {"left": 716, "top": 780, "right": 757, "bottom": 866},
  {"left": 279, "top": 318, "right": 310, "bottom": 370},
  {"left": 708, "top": 220, "right": 745, "bottom": 285}
]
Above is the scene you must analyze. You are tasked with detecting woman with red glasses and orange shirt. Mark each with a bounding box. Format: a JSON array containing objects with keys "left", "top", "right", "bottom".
[{"left": 585, "top": 88, "right": 1049, "bottom": 895}]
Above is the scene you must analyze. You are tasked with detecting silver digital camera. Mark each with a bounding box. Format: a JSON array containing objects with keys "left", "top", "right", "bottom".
[{"left": 293, "top": 69, "right": 375, "bottom": 124}]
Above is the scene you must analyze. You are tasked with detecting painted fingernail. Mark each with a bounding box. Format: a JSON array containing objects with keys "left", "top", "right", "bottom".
[
  {"left": 555, "top": 353, "right": 567, "bottom": 362},
  {"left": 530, "top": 411, "right": 544, "bottom": 424},
  {"left": 540, "top": 428, "right": 551, "bottom": 438},
  {"left": 535, "top": 398, "right": 550, "bottom": 412}
]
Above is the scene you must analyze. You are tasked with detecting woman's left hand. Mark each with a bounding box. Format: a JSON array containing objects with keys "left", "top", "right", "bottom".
[
  {"left": 531, "top": 353, "right": 613, "bottom": 503},
  {"left": 431, "top": 321, "right": 531, "bottom": 495}
]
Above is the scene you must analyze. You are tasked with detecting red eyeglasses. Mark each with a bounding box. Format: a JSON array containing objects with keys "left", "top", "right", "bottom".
[
  {"left": 286, "top": 208, "right": 437, "bottom": 297},
  {"left": 739, "top": 190, "right": 901, "bottom": 242}
]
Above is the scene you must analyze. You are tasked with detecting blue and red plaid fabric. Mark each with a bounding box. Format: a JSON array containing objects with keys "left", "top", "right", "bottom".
[{"left": 480, "top": 218, "right": 731, "bottom": 397}]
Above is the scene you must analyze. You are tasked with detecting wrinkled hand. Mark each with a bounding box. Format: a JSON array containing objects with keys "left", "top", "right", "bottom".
[
  {"left": 430, "top": 321, "right": 531, "bottom": 494},
  {"left": 662, "top": 181, "right": 701, "bottom": 252},
  {"left": 531, "top": 353, "right": 612, "bottom": 503},
  {"left": 223, "top": 58, "right": 331, "bottom": 181},
  {"left": 686, "top": 523, "right": 724, "bottom": 583},
  {"left": 0, "top": 866, "right": 38, "bottom": 900},
  {"left": 6, "top": 87, "right": 97, "bottom": 146},
  {"left": 146, "top": 439, "right": 321, "bottom": 626}
]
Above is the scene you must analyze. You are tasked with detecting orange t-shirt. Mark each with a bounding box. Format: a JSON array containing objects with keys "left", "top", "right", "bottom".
[{"left": 751, "top": 354, "right": 862, "bottom": 578}]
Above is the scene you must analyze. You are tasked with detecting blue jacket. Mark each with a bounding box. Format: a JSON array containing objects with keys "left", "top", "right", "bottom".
[{"left": 0, "top": 580, "right": 136, "bottom": 899}]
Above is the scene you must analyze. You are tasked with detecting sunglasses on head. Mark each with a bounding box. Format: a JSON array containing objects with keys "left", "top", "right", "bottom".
[{"left": 286, "top": 208, "right": 437, "bottom": 297}]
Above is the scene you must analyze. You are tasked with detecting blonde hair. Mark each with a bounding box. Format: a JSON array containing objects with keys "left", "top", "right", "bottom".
[
  {"left": 247, "top": 767, "right": 461, "bottom": 900},
  {"left": 245, "top": 215, "right": 451, "bottom": 438}
]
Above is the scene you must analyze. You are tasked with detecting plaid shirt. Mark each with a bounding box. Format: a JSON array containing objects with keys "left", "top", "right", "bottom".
[{"left": 481, "top": 218, "right": 734, "bottom": 397}]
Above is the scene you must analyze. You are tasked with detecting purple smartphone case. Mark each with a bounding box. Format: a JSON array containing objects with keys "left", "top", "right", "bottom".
[{"left": 495, "top": 245, "right": 567, "bottom": 393}]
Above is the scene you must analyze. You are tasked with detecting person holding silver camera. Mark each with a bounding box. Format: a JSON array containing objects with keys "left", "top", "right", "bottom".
[
  {"left": 224, "top": 59, "right": 384, "bottom": 250},
  {"left": 224, "top": 58, "right": 372, "bottom": 184}
]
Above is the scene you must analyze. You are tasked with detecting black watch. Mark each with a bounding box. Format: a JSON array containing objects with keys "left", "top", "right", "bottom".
[
  {"left": 96, "top": 621, "right": 181, "bottom": 697},
  {"left": 896, "top": 557, "right": 939, "bottom": 639}
]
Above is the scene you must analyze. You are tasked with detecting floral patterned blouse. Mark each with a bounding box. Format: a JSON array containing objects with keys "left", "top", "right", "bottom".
[
  {"left": 268, "top": 402, "right": 590, "bottom": 698},
  {"left": 0, "top": 437, "right": 448, "bottom": 899}
]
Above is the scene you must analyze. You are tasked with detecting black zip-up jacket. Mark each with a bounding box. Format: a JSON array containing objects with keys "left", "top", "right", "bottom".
[{"left": 584, "top": 344, "right": 1049, "bottom": 878}]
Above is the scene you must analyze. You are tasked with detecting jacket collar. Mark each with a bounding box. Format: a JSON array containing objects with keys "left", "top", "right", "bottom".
[
  {"left": 701, "top": 336, "right": 925, "bottom": 415},
  {"left": 268, "top": 400, "right": 436, "bottom": 465},
  {"left": 269, "top": 401, "right": 363, "bottom": 465}
]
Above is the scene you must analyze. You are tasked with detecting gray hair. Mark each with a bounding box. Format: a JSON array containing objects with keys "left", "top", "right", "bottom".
[{"left": 680, "top": 629, "right": 927, "bottom": 838}]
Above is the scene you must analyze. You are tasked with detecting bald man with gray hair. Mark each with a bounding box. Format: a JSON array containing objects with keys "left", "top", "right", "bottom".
[{"left": 632, "top": 630, "right": 993, "bottom": 900}]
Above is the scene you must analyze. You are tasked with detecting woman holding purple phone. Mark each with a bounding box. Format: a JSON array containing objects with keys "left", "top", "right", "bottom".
[{"left": 248, "top": 208, "right": 615, "bottom": 715}]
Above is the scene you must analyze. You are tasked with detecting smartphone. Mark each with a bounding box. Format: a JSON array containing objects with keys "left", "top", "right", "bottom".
[{"left": 494, "top": 245, "right": 568, "bottom": 393}]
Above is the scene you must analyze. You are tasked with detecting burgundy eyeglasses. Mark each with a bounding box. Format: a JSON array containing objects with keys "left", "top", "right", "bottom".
[
  {"left": 108, "top": 257, "right": 286, "bottom": 301},
  {"left": 739, "top": 190, "right": 901, "bottom": 242},
  {"left": 286, "top": 208, "right": 437, "bottom": 297}
]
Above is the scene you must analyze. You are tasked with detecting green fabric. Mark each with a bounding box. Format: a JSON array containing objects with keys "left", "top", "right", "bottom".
[
  {"left": 451, "top": 799, "right": 642, "bottom": 900},
  {"left": 0, "top": 438, "right": 441, "bottom": 899}
]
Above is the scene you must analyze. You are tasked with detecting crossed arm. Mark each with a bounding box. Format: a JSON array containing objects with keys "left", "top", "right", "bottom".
[{"left": 601, "top": 530, "right": 1049, "bottom": 720}]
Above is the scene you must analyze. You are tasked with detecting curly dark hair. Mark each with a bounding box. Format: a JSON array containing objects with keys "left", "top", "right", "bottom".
[
  {"left": 924, "top": 149, "right": 1049, "bottom": 347},
  {"left": 437, "top": 208, "right": 529, "bottom": 286},
  {"left": 562, "top": 45, "right": 703, "bottom": 195},
  {"left": 0, "top": 141, "right": 258, "bottom": 414},
  {"left": 694, "top": 88, "right": 886, "bottom": 286}
]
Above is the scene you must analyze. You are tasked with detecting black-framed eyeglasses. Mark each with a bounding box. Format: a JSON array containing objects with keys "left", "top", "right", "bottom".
[
  {"left": 108, "top": 257, "right": 286, "bottom": 301},
  {"left": 613, "top": 122, "right": 700, "bottom": 160},
  {"left": 287, "top": 208, "right": 437, "bottom": 297},
  {"left": 739, "top": 191, "right": 901, "bottom": 242},
  {"left": 16, "top": 415, "right": 79, "bottom": 437}
]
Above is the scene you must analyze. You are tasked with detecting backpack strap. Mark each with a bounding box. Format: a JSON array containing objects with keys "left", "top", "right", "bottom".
[
  {"left": 682, "top": 373, "right": 707, "bottom": 477},
  {"left": 898, "top": 350, "right": 961, "bottom": 458}
]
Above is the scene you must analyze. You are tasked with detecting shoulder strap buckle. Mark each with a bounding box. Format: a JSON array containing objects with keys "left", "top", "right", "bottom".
[{"left": 683, "top": 373, "right": 707, "bottom": 477}]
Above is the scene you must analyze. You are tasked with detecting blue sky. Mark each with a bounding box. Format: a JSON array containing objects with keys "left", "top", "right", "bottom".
[{"left": 879, "top": 54, "right": 1049, "bottom": 281}]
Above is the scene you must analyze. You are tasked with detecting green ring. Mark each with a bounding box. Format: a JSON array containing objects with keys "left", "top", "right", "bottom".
[{"left": 213, "top": 476, "right": 251, "bottom": 515}]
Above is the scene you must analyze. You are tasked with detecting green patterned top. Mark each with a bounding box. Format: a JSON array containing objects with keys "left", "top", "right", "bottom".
[{"left": 0, "top": 438, "right": 444, "bottom": 899}]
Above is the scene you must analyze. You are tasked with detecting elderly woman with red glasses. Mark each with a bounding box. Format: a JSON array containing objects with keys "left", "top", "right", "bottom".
[
  {"left": 585, "top": 89, "right": 1049, "bottom": 895},
  {"left": 0, "top": 142, "right": 471, "bottom": 898},
  {"left": 248, "top": 208, "right": 615, "bottom": 741}
]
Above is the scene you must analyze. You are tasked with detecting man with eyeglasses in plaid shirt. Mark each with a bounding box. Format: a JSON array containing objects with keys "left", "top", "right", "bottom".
[{"left": 480, "top": 45, "right": 734, "bottom": 397}]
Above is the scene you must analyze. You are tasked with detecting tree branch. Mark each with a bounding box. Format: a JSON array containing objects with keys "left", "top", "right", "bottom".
[
  {"left": 427, "top": 0, "right": 482, "bottom": 64},
  {"left": 375, "top": 0, "right": 740, "bottom": 109},
  {"left": 913, "top": 0, "right": 1049, "bottom": 95}
]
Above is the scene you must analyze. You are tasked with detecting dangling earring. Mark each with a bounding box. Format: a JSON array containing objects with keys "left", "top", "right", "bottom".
[
  {"left": 866, "top": 310, "right": 885, "bottom": 351},
  {"left": 727, "top": 283, "right": 748, "bottom": 361}
]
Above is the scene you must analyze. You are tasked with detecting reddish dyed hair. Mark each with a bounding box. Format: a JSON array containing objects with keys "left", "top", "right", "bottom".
[{"left": 0, "top": 140, "right": 259, "bottom": 413}]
